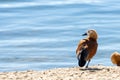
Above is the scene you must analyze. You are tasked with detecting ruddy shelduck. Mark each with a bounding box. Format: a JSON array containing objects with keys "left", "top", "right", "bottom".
[
  {"left": 111, "top": 52, "right": 120, "bottom": 66},
  {"left": 76, "top": 29, "right": 98, "bottom": 68}
]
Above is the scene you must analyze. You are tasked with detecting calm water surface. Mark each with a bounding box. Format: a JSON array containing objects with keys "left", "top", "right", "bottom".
[{"left": 0, "top": 0, "right": 120, "bottom": 71}]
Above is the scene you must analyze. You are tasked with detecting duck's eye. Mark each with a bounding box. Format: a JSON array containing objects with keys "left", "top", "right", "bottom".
[
  {"left": 88, "top": 30, "right": 93, "bottom": 34},
  {"left": 88, "top": 31, "right": 91, "bottom": 33}
]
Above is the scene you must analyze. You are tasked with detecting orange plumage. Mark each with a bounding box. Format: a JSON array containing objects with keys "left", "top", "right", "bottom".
[
  {"left": 76, "top": 30, "right": 98, "bottom": 68},
  {"left": 111, "top": 52, "right": 120, "bottom": 66}
]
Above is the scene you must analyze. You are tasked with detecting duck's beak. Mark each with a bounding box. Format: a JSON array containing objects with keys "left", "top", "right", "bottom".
[{"left": 82, "top": 33, "right": 87, "bottom": 36}]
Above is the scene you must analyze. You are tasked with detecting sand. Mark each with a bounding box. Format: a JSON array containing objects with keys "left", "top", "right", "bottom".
[{"left": 0, "top": 65, "right": 120, "bottom": 80}]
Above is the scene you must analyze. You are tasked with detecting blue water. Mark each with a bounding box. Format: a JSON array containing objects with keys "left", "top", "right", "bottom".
[{"left": 0, "top": 0, "right": 120, "bottom": 71}]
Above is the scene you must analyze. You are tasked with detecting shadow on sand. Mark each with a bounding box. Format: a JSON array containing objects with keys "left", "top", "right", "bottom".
[{"left": 80, "top": 67, "right": 103, "bottom": 72}]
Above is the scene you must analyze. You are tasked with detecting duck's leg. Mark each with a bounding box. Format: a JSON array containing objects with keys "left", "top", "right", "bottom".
[{"left": 86, "top": 60, "right": 91, "bottom": 68}]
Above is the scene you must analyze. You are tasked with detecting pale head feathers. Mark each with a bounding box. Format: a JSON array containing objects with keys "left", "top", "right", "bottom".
[{"left": 87, "top": 30, "right": 98, "bottom": 40}]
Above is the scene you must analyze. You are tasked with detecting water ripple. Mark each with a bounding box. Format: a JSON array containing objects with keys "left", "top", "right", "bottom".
[{"left": 0, "top": 0, "right": 102, "bottom": 8}]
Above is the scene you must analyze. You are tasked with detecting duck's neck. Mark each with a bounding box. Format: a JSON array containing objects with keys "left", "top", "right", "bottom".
[{"left": 88, "top": 37, "right": 97, "bottom": 41}]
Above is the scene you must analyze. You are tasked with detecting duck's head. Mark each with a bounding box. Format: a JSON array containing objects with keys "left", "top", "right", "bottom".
[{"left": 82, "top": 29, "right": 98, "bottom": 40}]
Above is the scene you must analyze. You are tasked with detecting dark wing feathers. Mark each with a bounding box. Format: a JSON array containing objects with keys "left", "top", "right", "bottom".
[
  {"left": 77, "top": 48, "right": 88, "bottom": 67},
  {"left": 76, "top": 39, "right": 89, "bottom": 67}
]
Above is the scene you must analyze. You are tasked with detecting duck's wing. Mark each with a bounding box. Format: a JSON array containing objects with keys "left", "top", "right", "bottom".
[
  {"left": 76, "top": 39, "right": 88, "bottom": 67},
  {"left": 76, "top": 39, "right": 88, "bottom": 55}
]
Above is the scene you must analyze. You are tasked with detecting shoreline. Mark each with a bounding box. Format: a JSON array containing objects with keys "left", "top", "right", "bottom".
[{"left": 0, "top": 65, "right": 120, "bottom": 80}]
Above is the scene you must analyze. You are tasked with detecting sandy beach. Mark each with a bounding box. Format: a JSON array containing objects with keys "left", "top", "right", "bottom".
[{"left": 0, "top": 65, "right": 120, "bottom": 80}]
